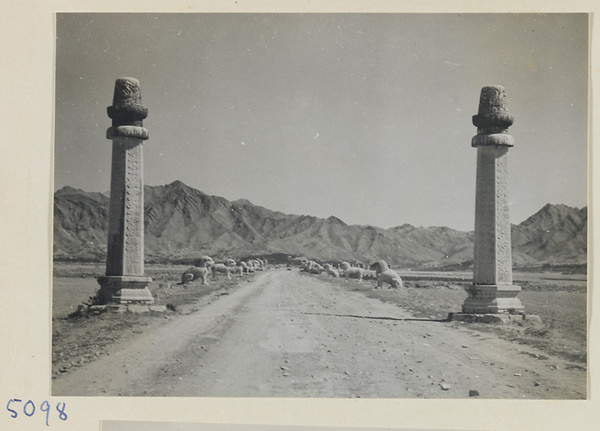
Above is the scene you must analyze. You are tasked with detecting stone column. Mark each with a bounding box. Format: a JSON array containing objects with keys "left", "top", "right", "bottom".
[
  {"left": 97, "top": 78, "right": 154, "bottom": 304},
  {"left": 461, "top": 86, "right": 524, "bottom": 314}
]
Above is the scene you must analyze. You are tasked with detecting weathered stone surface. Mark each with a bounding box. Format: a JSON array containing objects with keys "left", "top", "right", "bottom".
[
  {"left": 88, "top": 305, "right": 108, "bottom": 315},
  {"left": 107, "top": 77, "right": 148, "bottom": 127},
  {"left": 106, "top": 304, "right": 128, "bottom": 313},
  {"left": 472, "top": 85, "right": 514, "bottom": 134},
  {"left": 462, "top": 86, "right": 525, "bottom": 315},
  {"left": 461, "top": 284, "right": 525, "bottom": 314},
  {"left": 97, "top": 276, "right": 154, "bottom": 304},
  {"left": 480, "top": 314, "right": 509, "bottom": 324},
  {"left": 104, "top": 141, "right": 145, "bottom": 277},
  {"left": 106, "top": 126, "right": 149, "bottom": 140},
  {"left": 450, "top": 312, "right": 543, "bottom": 328},
  {"left": 127, "top": 304, "right": 150, "bottom": 314},
  {"left": 97, "top": 77, "right": 153, "bottom": 305},
  {"left": 472, "top": 146, "right": 513, "bottom": 286},
  {"left": 471, "top": 133, "right": 514, "bottom": 148}
]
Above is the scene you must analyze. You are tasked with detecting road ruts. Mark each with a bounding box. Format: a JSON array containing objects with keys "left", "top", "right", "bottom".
[{"left": 53, "top": 270, "right": 586, "bottom": 399}]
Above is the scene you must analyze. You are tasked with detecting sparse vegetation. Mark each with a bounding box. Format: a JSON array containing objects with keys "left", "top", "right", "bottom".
[
  {"left": 311, "top": 270, "right": 587, "bottom": 365},
  {"left": 52, "top": 262, "right": 258, "bottom": 379},
  {"left": 53, "top": 262, "right": 587, "bottom": 384}
]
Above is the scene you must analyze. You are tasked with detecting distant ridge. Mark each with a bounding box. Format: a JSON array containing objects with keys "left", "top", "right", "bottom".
[
  {"left": 53, "top": 181, "right": 587, "bottom": 267},
  {"left": 512, "top": 203, "right": 587, "bottom": 265}
]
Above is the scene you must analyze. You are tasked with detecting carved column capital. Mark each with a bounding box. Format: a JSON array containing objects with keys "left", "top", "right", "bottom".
[
  {"left": 472, "top": 85, "right": 514, "bottom": 138},
  {"left": 106, "top": 77, "right": 149, "bottom": 140}
]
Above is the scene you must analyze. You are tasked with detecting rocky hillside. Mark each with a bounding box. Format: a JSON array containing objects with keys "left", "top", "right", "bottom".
[
  {"left": 53, "top": 181, "right": 587, "bottom": 268},
  {"left": 512, "top": 203, "right": 588, "bottom": 265}
]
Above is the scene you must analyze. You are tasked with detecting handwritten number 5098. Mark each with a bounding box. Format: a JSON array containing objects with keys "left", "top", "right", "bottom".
[{"left": 7, "top": 399, "right": 67, "bottom": 426}]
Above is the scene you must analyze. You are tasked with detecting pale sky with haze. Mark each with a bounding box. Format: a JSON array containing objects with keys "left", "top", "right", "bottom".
[{"left": 54, "top": 13, "right": 588, "bottom": 231}]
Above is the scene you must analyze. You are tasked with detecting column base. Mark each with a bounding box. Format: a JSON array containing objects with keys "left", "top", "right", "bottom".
[
  {"left": 448, "top": 312, "right": 542, "bottom": 327},
  {"left": 97, "top": 276, "right": 154, "bottom": 305},
  {"left": 461, "top": 283, "right": 524, "bottom": 314}
]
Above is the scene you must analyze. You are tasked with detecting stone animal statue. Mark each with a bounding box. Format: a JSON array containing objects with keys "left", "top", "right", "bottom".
[
  {"left": 226, "top": 259, "right": 245, "bottom": 276},
  {"left": 340, "top": 261, "right": 363, "bottom": 281},
  {"left": 370, "top": 260, "right": 403, "bottom": 288},
  {"left": 246, "top": 259, "right": 259, "bottom": 272},
  {"left": 324, "top": 263, "right": 339, "bottom": 278},
  {"left": 308, "top": 262, "right": 324, "bottom": 274},
  {"left": 181, "top": 272, "right": 195, "bottom": 284},
  {"left": 181, "top": 256, "right": 214, "bottom": 285},
  {"left": 301, "top": 260, "right": 321, "bottom": 274},
  {"left": 240, "top": 261, "right": 252, "bottom": 273},
  {"left": 212, "top": 259, "right": 234, "bottom": 280}
]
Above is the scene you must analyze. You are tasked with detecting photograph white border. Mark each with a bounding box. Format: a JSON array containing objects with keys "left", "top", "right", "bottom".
[{"left": 0, "top": 1, "right": 596, "bottom": 430}]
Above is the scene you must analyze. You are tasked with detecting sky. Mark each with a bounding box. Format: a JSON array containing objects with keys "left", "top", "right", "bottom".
[{"left": 54, "top": 13, "right": 588, "bottom": 231}]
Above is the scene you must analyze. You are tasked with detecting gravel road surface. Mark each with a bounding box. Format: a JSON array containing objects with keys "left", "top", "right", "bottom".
[{"left": 53, "top": 270, "right": 585, "bottom": 398}]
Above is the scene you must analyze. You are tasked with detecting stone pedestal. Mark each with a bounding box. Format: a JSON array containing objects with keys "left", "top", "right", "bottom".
[
  {"left": 97, "top": 276, "right": 154, "bottom": 304},
  {"left": 97, "top": 78, "right": 153, "bottom": 305},
  {"left": 461, "top": 86, "right": 523, "bottom": 315},
  {"left": 461, "top": 284, "right": 523, "bottom": 314},
  {"left": 449, "top": 311, "right": 543, "bottom": 328}
]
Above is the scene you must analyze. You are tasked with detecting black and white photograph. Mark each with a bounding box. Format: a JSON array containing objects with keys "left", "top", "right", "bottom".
[{"left": 50, "top": 13, "right": 589, "bottom": 400}]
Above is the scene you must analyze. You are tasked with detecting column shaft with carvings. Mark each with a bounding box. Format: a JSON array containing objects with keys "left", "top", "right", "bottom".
[
  {"left": 462, "top": 86, "right": 524, "bottom": 314},
  {"left": 97, "top": 77, "right": 154, "bottom": 304}
]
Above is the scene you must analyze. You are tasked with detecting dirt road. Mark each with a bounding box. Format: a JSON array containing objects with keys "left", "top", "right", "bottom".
[{"left": 53, "top": 270, "right": 586, "bottom": 398}]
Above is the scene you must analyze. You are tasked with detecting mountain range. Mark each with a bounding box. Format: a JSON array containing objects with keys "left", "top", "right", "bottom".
[{"left": 53, "top": 180, "right": 587, "bottom": 268}]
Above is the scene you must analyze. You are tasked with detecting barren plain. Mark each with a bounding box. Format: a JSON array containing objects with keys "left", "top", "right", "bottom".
[{"left": 52, "top": 264, "right": 587, "bottom": 399}]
